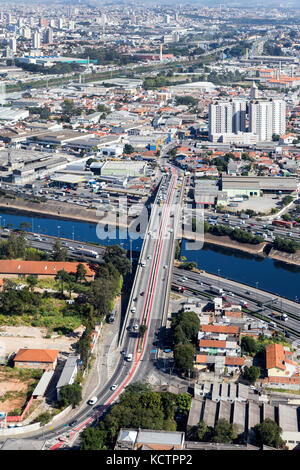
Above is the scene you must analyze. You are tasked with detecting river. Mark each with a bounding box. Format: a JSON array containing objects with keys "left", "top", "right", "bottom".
[{"left": 1, "top": 211, "right": 300, "bottom": 301}]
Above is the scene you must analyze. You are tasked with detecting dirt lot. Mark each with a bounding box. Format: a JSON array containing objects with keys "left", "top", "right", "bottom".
[
  {"left": 0, "top": 369, "right": 31, "bottom": 413},
  {"left": 0, "top": 325, "right": 85, "bottom": 360}
]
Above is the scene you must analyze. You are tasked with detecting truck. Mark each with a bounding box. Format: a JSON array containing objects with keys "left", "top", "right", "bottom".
[
  {"left": 240, "top": 214, "right": 250, "bottom": 219},
  {"left": 75, "top": 248, "right": 99, "bottom": 259},
  {"left": 240, "top": 300, "right": 250, "bottom": 308},
  {"left": 272, "top": 219, "right": 293, "bottom": 229},
  {"left": 210, "top": 285, "right": 224, "bottom": 295}
]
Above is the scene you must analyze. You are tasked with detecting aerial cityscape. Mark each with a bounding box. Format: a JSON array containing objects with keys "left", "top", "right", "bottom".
[{"left": 0, "top": 0, "right": 299, "bottom": 456}]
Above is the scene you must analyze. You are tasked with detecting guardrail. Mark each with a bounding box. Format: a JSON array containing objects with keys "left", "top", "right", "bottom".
[{"left": 118, "top": 177, "right": 164, "bottom": 346}]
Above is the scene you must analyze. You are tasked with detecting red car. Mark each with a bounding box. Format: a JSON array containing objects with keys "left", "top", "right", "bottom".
[{"left": 140, "top": 291, "right": 145, "bottom": 296}]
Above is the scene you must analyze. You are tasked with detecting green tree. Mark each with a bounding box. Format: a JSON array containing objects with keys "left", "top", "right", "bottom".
[
  {"left": 176, "top": 393, "right": 192, "bottom": 416},
  {"left": 173, "top": 343, "right": 195, "bottom": 373},
  {"left": 80, "top": 427, "right": 108, "bottom": 450},
  {"left": 55, "top": 269, "right": 71, "bottom": 295},
  {"left": 241, "top": 336, "right": 257, "bottom": 355},
  {"left": 76, "top": 263, "right": 87, "bottom": 283},
  {"left": 52, "top": 240, "right": 68, "bottom": 261},
  {"left": 197, "top": 420, "right": 209, "bottom": 441},
  {"left": 243, "top": 365, "right": 260, "bottom": 384},
  {"left": 123, "top": 144, "right": 134, "bottom": 155},
  {"left": 139, "top": 324, "right": 147, "bottom": 338},
  {"left": 59, "top": 383, "right": 82, "bottom": 409},
  {"left": 213, "top": 419, "right": 237, "bottom": 443},
  {"left": 26, "top": 274, "right": 38, "bottom": 292},
  {"left": 254, "top": 418, "right": 284, "bottom": 448}
]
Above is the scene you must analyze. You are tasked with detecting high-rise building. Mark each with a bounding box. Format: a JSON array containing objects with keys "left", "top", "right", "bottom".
[
  {"left": 44, "top": 28, "right": 53, "bottom": 44},
  {"left": 249, "top": 100, "right": 286, "bottom": 141},
  {"left": 9, "top": 37, "right": 17, "bottom": 53},
  {"left": 209, "top": 100, "right": 247, "bottom": 138},
  {"left": 32, "top": 31, "right": 41, "bottom": 49},
  {"left": 250, "top": 81, "right": 259, "bottom": 100}
]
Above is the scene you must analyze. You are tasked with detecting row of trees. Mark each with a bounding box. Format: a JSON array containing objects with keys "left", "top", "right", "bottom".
[
  {"left": 273, "top": 236, "right": 300, "bottom": 254},
  {"left": 80, "top": 383, "right": 192, "bottom": 450},
  {"left": 172, "top": 310, "right": 200, "bottom": 374},
  {"left": 201, "top": 222, "right": 264, "bottom": 245},
  {"left": 196, "top": 418, "right": 284, "bottom": 448}
]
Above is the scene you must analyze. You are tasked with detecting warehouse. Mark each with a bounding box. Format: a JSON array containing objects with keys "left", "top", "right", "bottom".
[
  {"left": 100, "top": 161, "right": 147, "bottom": 177},
  {"left": 222, "top": 176, "right": 299, "bottom": 197}
]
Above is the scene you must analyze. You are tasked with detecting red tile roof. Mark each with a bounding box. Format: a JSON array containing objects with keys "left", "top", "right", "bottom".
[
  {"left": 201, "top": 325, "right": 239, "bottom": 335},
  {"left": 14, "top": 348, "right": 59, "bottom": 363},
  {"left": 199, "top": 339, "right": 227, "bottom": 348},
  {"left": 225, "top": 356, "right": 244, "bottom": 366},
  {"left": 0, "top": 260, "right": 95, "bottom": 277},
  {"left": 265, "top": 343, "right": 286, "bottom": 370}
]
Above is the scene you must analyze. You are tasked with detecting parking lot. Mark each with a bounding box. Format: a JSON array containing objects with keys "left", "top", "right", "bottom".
[{"left": 229, "top": 195, "right": 279, "bottom": 214}]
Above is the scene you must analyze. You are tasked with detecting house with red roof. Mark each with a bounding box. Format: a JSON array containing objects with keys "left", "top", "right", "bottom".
[{"left": 14, "top": 348, "right": 59, "bottom": 370}]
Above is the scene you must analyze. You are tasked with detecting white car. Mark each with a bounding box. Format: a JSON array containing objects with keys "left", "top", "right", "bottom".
[
  {"left": 110, "top": 384, "right": 118, "bottom": 391},
  {"left": 131, "top": 307, "right": 136, "bottom": 313},
  {"left": 133, "top": 324, "right": 139, "bottom": 330},
  {"left": 126, "top": 354, "right": 133, "bottom": 362},
  {"left": 88, "top": 396, "right": 97, "bottom": 405}
]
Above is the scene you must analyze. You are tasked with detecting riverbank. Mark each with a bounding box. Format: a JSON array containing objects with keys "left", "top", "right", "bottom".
[
  {"left": 268, "top": 248, "right": 300, "bottom": 267},
  {"left": 0, "top": 197, "right": 128, "bottom": 228},
  {"left": 183, "top": 230, "right": 267, "bottom": 255}
]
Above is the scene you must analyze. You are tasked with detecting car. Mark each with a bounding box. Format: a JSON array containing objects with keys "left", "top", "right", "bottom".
[
  {"left": 140, "top": 291, "right": 145, "bottom": 296},
  {"left": 87, "top": 396, "right": 97, "bottom": 405},
  {"left": 110, "top": 384, "right": 118, "bottom": 391},
  {"left": 163, "top": 265, "right": 167, "bottom": 269},
  {"left": 127, "top": 325, "right": 131, "bottom": 331},
  {"left": 133, "top": 297, "right": 137, "bottom": 302},
  {"left": 126, "top": 353, "right": 133, "bottom": 362},
  {"left": 245, "top": 290, "right": 251, "bottom": 295},
  {"left": 131, "top": 307, "right": 136, "bottom": 313},
  {"left": 121, "top": 349, "right": 126, "bottom": 355},
  {"left": 197, "top": 280, "right": 203, "bottom": 285},
  {"left": 228, "top": 292, "right": 234, "bottom": 296},
  {"left": 147, "top": 255, "right": 152, "bottom": 260},
  {"left": 133, "top": 324, "right": 139, "bottom": 330},
  {"left": 69, "top": 420, "right": 78, "bottom": 427}
]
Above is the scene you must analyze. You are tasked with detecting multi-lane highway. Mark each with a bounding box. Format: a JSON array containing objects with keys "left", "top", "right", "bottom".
[
  {"left": 15, "top": 164, "right": 183, "bottom": 448},
  {"left": 172, "top": 267, "right": 300, "bottom": 340}
]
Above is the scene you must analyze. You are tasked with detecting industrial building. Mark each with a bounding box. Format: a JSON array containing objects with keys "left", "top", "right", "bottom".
[
  {"left": 222, "top": 176, "right": 299, "bottom": 198},
  {"left": 100, "top": 161, "right": 148, "bottom": 177}
]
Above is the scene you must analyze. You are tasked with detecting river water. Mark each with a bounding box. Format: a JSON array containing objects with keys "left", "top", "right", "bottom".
[{"left": 1, "top": 211, "right": 300, "bottom": 301}]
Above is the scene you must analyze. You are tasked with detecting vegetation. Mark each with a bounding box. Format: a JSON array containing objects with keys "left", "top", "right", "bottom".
[
  {"left": 207, "top": 223, "right": 264, "bottom": 245},
  {"left": 172, "top": 310, "right": 199, "bottom": 373},
  {"left": 59, "top": 383, "right": 82, "bottom": 409},
  {"left": 243, "top": 365, "right": 261, "bottom": 384},
  {"left": 197, "top": 419, "right": 238, "bottom": 443},
  {"left": 79, "top": 382, "right": 191, "bottom": 449},
  {"left": 254, "top": 419, "right": 284, "bottom": 448},
  {"left": 273, "top": 236, "right": 300, "bottom": 254}
]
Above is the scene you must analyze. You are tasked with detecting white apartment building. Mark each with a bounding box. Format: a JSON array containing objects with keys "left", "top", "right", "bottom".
[
  {"left": 32, "top": 32, "right": 41, "bottom": 49},
  {"left": 209, "top": 100, "right": 247, "bottom": 140},
  {"left": 249, "top": 99, "right": 286, "bottom": 141}
]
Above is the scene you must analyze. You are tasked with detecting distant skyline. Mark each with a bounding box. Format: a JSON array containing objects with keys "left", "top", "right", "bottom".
[{"left": 0, "top": 0, "right": 299, "bottom": 6}]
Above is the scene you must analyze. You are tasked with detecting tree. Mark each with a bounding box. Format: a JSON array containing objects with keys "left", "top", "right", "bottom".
[
  {"left": 26, "top": 275, "right": 38, "bottom": 292},
  {"left": 52, "top": 240, "right": 68, "bottom": 261},
  {"left": 213, "top": 419, "right": 237, "bottom": 443},
  {"left": 176, "top": 393, "right": 192, "bottom": 416},
  {"left": 139, "top": 324, "right": 147, "bottom": 338},
  {"left": 80, "top": 427, "right": 108, "bottom": 450},
  {"left": 55, "top": 269, "right": 71, "bottom": 295},
  {"left": 103, "top": 245, "right": 130, "bottom": 277},
  {"left": 173, "top": 343, "right": 195, "bottom": 373},
  {"left": 59, "top": 383, "right": 82, "bottom": 408},
  {"left": 254, "top": 418, "right": 284, "bottom": 448},
  {"left": 123, "top": 144, "right": 134, "bottom": 155},
  {"left": 197, "top": 420, "right": 209, "bottom": 441},
  {"left": 243, "top": 365, "right": 260, "bottom": 384},
  {"left": 76, "top": 263, "right": 87, "bottom": 283},
  {"left": 241, "top": 336, "right": 257, "bottom": 355}
]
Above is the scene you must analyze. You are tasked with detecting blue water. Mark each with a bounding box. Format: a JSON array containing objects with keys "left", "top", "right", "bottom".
[
  {"left": 1, "top": 211, "right": 300, "bottom": 301},
  {"left": 181, "top": 239, "right": 300, "bottom": 302},
  {"left": 0, "top": 212, "right": 143, "bottom": 252}
]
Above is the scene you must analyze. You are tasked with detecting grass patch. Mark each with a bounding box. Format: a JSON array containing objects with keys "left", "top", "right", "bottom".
[{"left": 265, "top": 387, "right": 300, "bottom": 395}]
